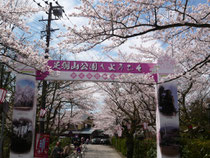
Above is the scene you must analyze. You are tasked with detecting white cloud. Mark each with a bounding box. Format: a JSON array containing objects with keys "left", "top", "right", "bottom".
[
  {"left": 57, "top": 0, "right": 79, "bottom": 11},
  {"left": 66, "top": 49, "right": 110, "bottom": 61},
  {"left": 100, "top": 36, "right": 163, "bottom": 62}
]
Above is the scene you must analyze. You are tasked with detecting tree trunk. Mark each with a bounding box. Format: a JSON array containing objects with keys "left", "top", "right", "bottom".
[{"left": 126, "top": 134, "right": 134, "bottom": 158}]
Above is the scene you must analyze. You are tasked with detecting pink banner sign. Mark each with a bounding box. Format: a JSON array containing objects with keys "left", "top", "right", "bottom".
[{"left": 36, "top": 60, "right": 157, "bottom": 82}]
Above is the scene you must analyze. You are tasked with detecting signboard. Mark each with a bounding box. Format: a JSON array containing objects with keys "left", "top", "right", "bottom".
[
  {"left": 10, "top": 65, "right": 37, "bottom": 158},
  {"left": 34, "top": 133, "right": 50, "bottom": 158},
  {"left": 36, "top": 60, "right": 157, "bottom": 82},
  {"left": 0, "top": 88, "right": 7, "bottom": 104}
]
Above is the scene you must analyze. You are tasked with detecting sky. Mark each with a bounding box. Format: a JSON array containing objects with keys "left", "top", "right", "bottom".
[
  {"left": 12, "top": 0, "right": 207, "bottom": 64},
  {"left": 27, "top": 0, "right": 207, "bottom": 63},
  {"left": 27, "top": 0, "right": 163, "bottom": 63}
]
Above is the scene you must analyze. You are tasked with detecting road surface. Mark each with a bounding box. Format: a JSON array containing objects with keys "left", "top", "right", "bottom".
[{"left": 83, "top": 144, "right": 125, "bottom": 158}]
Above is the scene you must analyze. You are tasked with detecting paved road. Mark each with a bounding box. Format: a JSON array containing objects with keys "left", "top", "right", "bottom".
[{"left": 84, "top": 144, "right": 124, "bottom": 158}]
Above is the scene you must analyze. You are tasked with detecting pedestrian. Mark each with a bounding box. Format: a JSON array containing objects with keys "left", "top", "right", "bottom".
[
  {"left": 62, "top": 145, "right": 71, "bottom": 157},
  {"left": 51, "top": 141, "right": 63, "bottom": 158},
  {"left": 73, "top": 138, "right": 81, "bottom": 149},
  {"left": 81, "top": 137, "right": 85, "bottom": 144},
  {"left": 85, "top": 138, "right": 89, "bottom": 144}
]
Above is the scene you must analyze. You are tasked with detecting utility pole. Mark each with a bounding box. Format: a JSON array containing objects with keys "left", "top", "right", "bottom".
[
  {"left": 39, "top": 2, "right": 62, "bottom": 134},
  {"left": 0, "top": 102, "right": 8, "bottom": 158},
  {"left": 0, "top": 105, "right": 5, "bottom": 158},
  {"left": 0, "top": 63, "right": 7, "bottom": 158}
]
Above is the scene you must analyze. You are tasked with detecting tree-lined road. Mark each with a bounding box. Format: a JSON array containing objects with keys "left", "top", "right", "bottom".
[{"left": 84, "top": 144, "right": 125, "bottom": 158}]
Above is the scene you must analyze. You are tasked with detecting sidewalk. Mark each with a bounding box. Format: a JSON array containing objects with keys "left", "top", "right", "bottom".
[
  {"left": 110, "top": 146, "right": 126, "bottom": 158},
  {"left": 84, "top": 144, "right": 125, "bottom": 158}
]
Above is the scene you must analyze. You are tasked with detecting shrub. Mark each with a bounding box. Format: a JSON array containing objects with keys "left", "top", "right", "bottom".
[
  {"left": 133, "top": 139, "right": 156, "bottom": 158},
  {"left": 111, "top": 137, "right": 127, "bottom": 156},
  {"left": 181, "top": 139, "right": 210, "bottom": 158},
  {"left": 3, "top": 135, "right": 10, "bottom": 158},
  {"left": 112, "top": 137, "right": 210, "bottom": 158},
  {"left": 111, "top": 137, "right": 156, "bottom": 158}
]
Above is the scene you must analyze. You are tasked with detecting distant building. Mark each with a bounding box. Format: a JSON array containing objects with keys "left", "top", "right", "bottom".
[{"left": 63, "top": 114, "right": 95, "bottom": 139}]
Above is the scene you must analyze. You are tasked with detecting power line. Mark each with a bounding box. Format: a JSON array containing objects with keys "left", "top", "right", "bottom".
[
  {"left": 32, "top": 0, "right": 46, "bottom": 9},
  {"left": 41, "top": 0, "right": 49, "bottom": 5},
  {"left": 50, "top": 0, "right": 74, "bottom": 25},
  {"left": 32, "top": 0, "right": 50, "bottom": 15},
  {"left": 33, "top": 0, "right": 74, "bottom": 25},
  {"left": 52, "top": 0, "right": 60, "bottom": 6}
]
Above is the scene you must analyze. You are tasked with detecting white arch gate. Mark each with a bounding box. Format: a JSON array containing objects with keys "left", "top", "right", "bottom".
[{"left": 10, "top": 55, "right": 179, "bottom": 158}]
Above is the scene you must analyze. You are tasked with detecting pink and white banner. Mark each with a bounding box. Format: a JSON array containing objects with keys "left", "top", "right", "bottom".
[
  {"left": 36, "top": 60, "right": 157, "bottom": 82},
  {"left": 0, "top": 88, "right": 7, "bottom": 104},
  {"left": 10, "top": 65, "right": 37, "bottom": 158}
]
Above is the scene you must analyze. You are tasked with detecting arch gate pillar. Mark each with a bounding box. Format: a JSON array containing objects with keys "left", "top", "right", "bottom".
[{"left": 156, "top": 55, "right": 179, "bottom": 158}]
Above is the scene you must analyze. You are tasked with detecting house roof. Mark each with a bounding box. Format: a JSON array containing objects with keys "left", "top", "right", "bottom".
[{"left": 72, "top": 128, "right": 95, "bottom": 135}]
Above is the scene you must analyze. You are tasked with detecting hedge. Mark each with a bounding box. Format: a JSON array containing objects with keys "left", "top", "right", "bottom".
[
  {"left": 111, "top": 137, "right": 127, "bottom": 156},
  {"left": 180, "top": 139, "right": 210, "bottom": 158},
  {"left": 111, "top": 137, "right": 210, "bottom": 158},
  {"left": 111, "top": 137, "right": 156, "bottom": 158},
  {"left": 2, "top": 136, "right": 10, "bottom": 158}
]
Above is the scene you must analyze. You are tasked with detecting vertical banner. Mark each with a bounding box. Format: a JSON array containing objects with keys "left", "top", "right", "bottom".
[
  {"left": 10, "top": 65, "right": 37, "bottom": 158},
  {"left": 34, "top": 133, "right": 50, "bottom": 158},
  {"left": 156, "top": 55, "right": 179, "bottom": 158}
]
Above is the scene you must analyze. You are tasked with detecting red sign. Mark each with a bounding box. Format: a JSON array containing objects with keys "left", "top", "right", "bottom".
[{"left": 34, "top": 133, "right": 50, "bottom": 158}]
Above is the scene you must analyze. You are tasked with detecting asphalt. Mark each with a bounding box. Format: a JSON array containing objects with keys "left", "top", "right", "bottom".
[{"left": 83, "top": 144, "right": 125, "bottom": 158}]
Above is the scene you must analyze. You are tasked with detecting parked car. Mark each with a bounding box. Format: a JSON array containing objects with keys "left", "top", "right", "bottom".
[
  {"left": 91, "top": 138, "right": 101, "bottom": 144},
  {"left": 100, "top": 138, "right": 110, "bottom": 145}
]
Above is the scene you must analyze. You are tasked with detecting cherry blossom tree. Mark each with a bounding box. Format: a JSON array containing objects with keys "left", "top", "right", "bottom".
[
  {"left": 178, "top": 74, "right": 210, "bottom": 138},
  {"left": 36, "top": 80, "right": 96, "bottom": 135},
  {"left": 61, "top": 0, "right": 209, "bottom": 80},
  {"left": 94, "top": 80, "right": 156, "bottom": 158},
  {"left": 0, "top": 0, "right": 49, "bottom": 72},
  {"left": 93, "top": 46, "right": 209, "bottom": 157}
]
